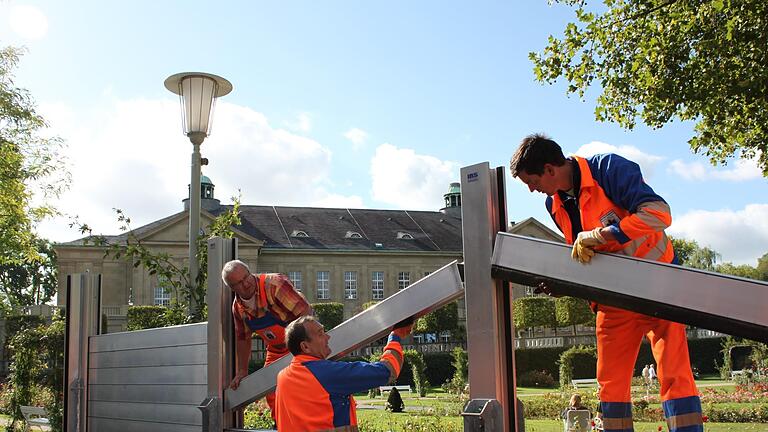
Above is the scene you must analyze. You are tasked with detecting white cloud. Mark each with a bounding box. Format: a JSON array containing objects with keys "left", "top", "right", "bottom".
[
  {"left": 34, "top": 98, "right": 357, "bottom": 242},
  {"left": 343, "top": 127, "right": 368, "bottom": 150},
  {"left": 574, "top": 141, "right": 664, "bottom": 179},
  {"left": 9, "top": 5, "right": 48, "bottom": 40},
  {"left": 668, "top": 157, "right": 762, "bottom": 182},
  {"left": 285, "top": 112, "right": 312, "bottom": 133},
  {"left": 370, "top": 144, "right": 459, "bottom": 210},
  {"left": 668, "top": 204, "right": 768, "bottom": 265}
]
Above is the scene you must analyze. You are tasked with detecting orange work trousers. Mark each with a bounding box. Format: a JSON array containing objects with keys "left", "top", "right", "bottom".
[{"left": 596, "top": 305, "right": 698, "bottom": 403}]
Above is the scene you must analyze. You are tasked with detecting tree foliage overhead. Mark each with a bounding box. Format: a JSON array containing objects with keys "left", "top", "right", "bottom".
[
  {"left": 531, "top": 0, "right": 768, "bottom": 175},
  {"left": 0, "top": 236, "right": 58, "bottom": 309},
  {"left": 1, "top": 46, "right": 69, "bottom": 265}
]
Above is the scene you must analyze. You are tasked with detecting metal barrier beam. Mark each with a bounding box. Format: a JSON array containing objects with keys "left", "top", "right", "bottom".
[
  {"left": 492, "top": 232, "right": 768, "bottom": 343},
  {"left": 224, "top": 260, "right": 464, "bottom": 411}
]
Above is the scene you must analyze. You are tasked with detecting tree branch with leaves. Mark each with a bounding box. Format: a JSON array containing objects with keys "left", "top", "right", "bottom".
[{"left": 531, "top": 0, "right": 768, "bottom": 174}]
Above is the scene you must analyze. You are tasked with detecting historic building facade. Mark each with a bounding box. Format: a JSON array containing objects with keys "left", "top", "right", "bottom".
[{"left": 54, "top": 177, "right": 565, "bottom": 334}]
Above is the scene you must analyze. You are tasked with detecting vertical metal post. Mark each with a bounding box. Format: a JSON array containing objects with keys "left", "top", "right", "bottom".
[
  {"left": 202, "top": 237, "right": 238, "bottom": 432},
  {"left": 460, "top": 163, "right": 519, "bottom": 431},
  {"left": 64, "top": 272, "right": 101, "bottom": 432},
  {"left": 189, "top": 142, "right": 202, "bottom": 314}
]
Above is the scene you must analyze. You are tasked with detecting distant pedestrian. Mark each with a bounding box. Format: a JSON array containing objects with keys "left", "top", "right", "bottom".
[
  {"left": 642, "top": 365, "right": 650, "bottom": 386},
  {"left": 649, "top": 364, "right": 657, "bottom": 386}
]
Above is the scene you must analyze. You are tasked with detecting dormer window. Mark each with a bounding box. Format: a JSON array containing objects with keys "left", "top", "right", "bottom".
[
  {"left": 291, "top": 230, "right": 309, "bottom": 237},
  {"left": 345, "top": 231, "right": 363, "bottom": 239},
  {"left": 397, "top": 232, "right": 414, "bottom": 240}
]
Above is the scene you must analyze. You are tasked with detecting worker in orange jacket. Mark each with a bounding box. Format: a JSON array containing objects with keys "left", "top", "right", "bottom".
[
  {"left": 275, "top": 316, "right": 412, "bottom": 431},
  {"left": 222, "top": 260, "right": 312, "bottom": 422},
  {"left": 510, "top": 134, "right": 703, "bottom": 432}
]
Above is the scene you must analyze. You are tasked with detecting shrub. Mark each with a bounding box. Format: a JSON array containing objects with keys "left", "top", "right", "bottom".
[
  {"left": 312, "top": 302, "right": 344, "bottom": 329},
  {"left": 423, "top": 352, "right": 454, "bottom": 386},
  {"left": 558, "top": 345, "right": 597, "bottom": 387},
  {"left": 515, "top": 346, "right": 568, "bottom": 380},
  {"left": 385, "top": 388, "right": 405, "bottom": 412},
  {"left": 243, "top": 399, "right": 273, "bottom": 429},
  {"left": 126, "top": 305, "right": 168, "bottom": 330},
  {"left": 516, "top": 370, "right": 556, "bottom": 388},
  {"left": 444, "top": 347, "right": 468, "bottom": 394},
  {"left": 404, "top": 349, "right": 429, "bottom": 397}
]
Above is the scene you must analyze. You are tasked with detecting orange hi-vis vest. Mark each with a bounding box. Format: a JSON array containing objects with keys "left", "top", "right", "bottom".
[
  {"left": 276, "top": 334, "right": 405, "bottom": 432},
  {"left": 237, "top": 275, "right": 290, "bottom": 351},
  {"left": 547, "top": 155, "right": 676, "bottom": 264}
]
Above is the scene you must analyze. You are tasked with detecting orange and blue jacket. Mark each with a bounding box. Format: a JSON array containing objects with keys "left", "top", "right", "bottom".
[
  {"left": 275, "top": 333, "right": 405, "bottom": 432},
  {"left": 546, "top": 154, "right": 677, "bottom": 264}
]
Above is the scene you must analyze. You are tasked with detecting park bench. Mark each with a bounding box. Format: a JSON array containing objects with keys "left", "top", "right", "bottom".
[
  {"left": 20, "top": 406, "right": 49, "bottom": 432},
  {"left": 379, "top": 385, "right": 412, "bottom": 393},
  {"left": 571, "top": 378, "right": 599, "bottom": 389}
]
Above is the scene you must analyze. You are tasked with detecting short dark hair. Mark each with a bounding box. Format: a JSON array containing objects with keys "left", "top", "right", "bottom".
[
  {"left": 509, "top": 133, "right": 567, "bottom": 176},
  {"left": 286, "top": 316, "right": 319, "bottom": 355}
]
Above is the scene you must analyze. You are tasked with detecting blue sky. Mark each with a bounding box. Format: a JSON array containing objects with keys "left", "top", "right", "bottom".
[{"left": 3, "top": 1, "right": 767, "bottom": 265}]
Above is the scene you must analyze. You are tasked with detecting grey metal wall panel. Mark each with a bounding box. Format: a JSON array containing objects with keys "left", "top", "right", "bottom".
[
  {"left": 87, "top": 323, "right": 208, "bottom": 431},
  {"left": 88, "top": 417, "right": 200, "bottom": 432},
  {"left": 89, "top": 364, "right": 206, "bottom": 385},
  {"left": 89, "top": 400, "right": 201, "bottom": 426},
  {"left": 89, "top": 344, "right": 206, "bottom": 368},
  {"left": 89, "top": 384, "right": 207, "bottom": 404},
  {"left": 89, "top": 322, "right": 207, "bottom": 352}
]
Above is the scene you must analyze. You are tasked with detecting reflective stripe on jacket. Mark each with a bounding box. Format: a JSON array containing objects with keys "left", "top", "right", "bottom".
[
  {"left": 276, "top": 334, "right": 404, "bottom": 432},
  {"left": 546, "top": 154, "right": 676, "bottom": 263}
]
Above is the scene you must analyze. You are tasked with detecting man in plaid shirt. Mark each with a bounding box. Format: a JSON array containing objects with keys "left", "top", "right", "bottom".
[{"left": 221, "top": 260, "right": 312, "bottom": 420}]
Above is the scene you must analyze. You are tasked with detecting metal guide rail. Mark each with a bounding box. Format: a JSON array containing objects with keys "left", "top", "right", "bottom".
[
  {"left": 491, "top": 232, "right": 768, "bottom": 343},
  {"left": 225, "top": 260, "right": 465, "bottom": 410}
]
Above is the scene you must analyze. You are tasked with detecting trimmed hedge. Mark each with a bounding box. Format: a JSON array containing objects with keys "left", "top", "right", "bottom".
[
  {"left": 311, "top": 302, "right": 344, "bottom": 330},
  {"left": 127, "top": 305, "right": 168, "bottom": 330},
  {"left": 515, "top": 347, "right": 568, "bottom": 381}
]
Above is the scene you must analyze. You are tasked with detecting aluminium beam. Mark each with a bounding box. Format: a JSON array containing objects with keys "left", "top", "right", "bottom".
[
  {"left": 491, "top": 232, "right": 768, "bottom": 343},
  {"left": 224, "top": 260, "right": 464, "bottom": 411}
]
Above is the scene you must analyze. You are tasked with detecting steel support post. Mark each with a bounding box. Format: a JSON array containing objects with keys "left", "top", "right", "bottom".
[
  {"left": 64, "top": 272, "right": 101, "bottom": 432},
  {"left": 460, "top": 163, "right": 520, "bottom": 431},
  {"left": 205, "top": 237, "right": 238, "bottom": 431}
]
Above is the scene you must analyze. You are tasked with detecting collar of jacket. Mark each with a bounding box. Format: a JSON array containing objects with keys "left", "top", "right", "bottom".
[{"left": 550, "top": 156, "right": 596, "bottom": 215}]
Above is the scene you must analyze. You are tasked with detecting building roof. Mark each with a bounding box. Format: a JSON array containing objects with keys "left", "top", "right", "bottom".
[{"left": 60, "top": 205, "right": 464, "bottom": 253}]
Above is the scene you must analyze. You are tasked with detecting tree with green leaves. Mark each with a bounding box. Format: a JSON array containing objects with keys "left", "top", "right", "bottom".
[
  {"left": 414, "top": 300, "right": 459, "bottom": 335},
  {"left": 1, "top": 46, "right": 69, "bottom": 266},
  {"left": 531, "top": 0, "right": 768, "bottom": 175},
  {"left": 513, "top": 296, "right": 557, "bottom": 335},
  {"left": 0, "top": 236, "right": 58, "bottom": 310},
  {"left": 77, "top": 201, "right": 241, "bottom": 324},
  {"left": 555, "top": 296, "right": 594, "bottom": 336},
  {"left": 671, "top": 237, "right": 720, "bottom": 270},
  {"left": 756, "top": 252, "right": 768, "bottom": 281}
]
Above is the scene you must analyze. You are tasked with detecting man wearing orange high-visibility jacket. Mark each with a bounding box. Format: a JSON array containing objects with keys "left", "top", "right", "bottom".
[
  {"left": 221, "top": 260, "right": 312, "bottom": 423},
  {"left": 276, "top": 316, "right": 412, "bottom": 432},
  {"left": 510, "top": 134, "right": 703, "bottom": 432}
]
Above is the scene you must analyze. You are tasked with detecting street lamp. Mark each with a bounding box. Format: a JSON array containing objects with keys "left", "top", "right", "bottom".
[{"left": 164, "top": 72, "right": 232, "bottom": 313}]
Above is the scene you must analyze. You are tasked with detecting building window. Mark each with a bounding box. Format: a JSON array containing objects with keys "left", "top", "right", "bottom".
[
  {"left": 372, "top": 271, "right": 384, "bottom": 300},
  {"left": 316, "top": 271, "right": 330, "bottom": 300},
  {"left": 287, "top": 271, "right": 302, "bottom": 292},
  {"left": 397, "top": 232, "right": 414, "bottom": 240},
  {"left": 345, "top": 231, "right": 363, "bottom": 239},
  {"left": 398, "top": 272, "right": 410, "bottom": 290},
  {"left": 524, "top": 285, "right": 536, "bottom": 296},
  {"left": 292, "top": 230, "right": 309, "bottom": 237},
  {"left": 424, "top": 271, "right": 431, "bottom": 277},
  {"left": 440, "top": 331, "right": 451, "bottom": 343},
  {"left": 344, "top": 271, "right": 358, "bottom": 300},
  {"left": 413, "top": 334, "right": 424, "bottom": 344},
  {"left": 154, "top": 276, "right": 171, "bottom": 306}
]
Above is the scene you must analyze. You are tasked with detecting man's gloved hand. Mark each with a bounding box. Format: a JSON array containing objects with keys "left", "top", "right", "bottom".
[
  {"left": 392, "top": 317, "right": 414, "bottom": 339},
  {"left": 571, "top": 227, "right": 606, "bottom": 264}
]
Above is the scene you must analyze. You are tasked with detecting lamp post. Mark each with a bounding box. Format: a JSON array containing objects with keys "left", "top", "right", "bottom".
[{"left": 164, "top": 72, "right": 232, "bottom": 315}]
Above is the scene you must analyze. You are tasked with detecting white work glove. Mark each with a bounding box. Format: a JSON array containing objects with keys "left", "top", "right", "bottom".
[{"left": 571, "top": 227, "right": 606, "bottom": 264}]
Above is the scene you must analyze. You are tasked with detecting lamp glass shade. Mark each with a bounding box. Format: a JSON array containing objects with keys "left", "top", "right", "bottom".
[{"left": 179, "top": 75, "right": 218, "bottom": 136}]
